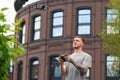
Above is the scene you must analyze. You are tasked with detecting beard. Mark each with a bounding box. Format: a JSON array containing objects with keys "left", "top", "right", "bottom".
[
  {"left": 73, "top": 46, "right": 80, "bottom": 49},
  {"left": 73, "top": 43, "right": 83, "bottom": 49}
]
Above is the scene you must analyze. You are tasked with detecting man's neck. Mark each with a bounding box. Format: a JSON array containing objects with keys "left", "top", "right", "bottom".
[{"left": 74, "top": 48, "right": 83, "bottom": 54}]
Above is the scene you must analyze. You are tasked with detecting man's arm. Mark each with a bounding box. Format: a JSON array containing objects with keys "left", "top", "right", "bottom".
[{"left": 69, "top": 58, "right": 88, "bottom": 72}]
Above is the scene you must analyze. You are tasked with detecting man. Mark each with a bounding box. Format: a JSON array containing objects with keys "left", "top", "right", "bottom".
[{"left": 59, "top": 36, "right": 92, "bottom": 80}]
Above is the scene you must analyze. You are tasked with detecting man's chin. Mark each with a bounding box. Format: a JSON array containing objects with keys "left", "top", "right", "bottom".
[{"left": 73, "top": 47, "right": 79, "bottom": 49}]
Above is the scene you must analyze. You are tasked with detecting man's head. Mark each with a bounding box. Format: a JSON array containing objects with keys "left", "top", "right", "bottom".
[{"left": 72, "top": 36, "right": 85, "bottom": 49}]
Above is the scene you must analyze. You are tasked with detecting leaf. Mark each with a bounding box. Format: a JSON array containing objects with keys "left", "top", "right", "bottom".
[
  {"left": 1, "top": 8, "right": 8, "bottom": 11},
  {"left": 0, "top": 13, "right": 6, "bottom": 22}
]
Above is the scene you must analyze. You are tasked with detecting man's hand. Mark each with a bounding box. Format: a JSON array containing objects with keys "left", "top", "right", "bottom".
[
  {"left": 58, "top": 57, "right": 67, "bottom": 76},
  {"left": 58, "top": 58, "right": 64, "bottom": 64},
  {"left": 65, "top": 54, "right": 71, "bottom": 62}
]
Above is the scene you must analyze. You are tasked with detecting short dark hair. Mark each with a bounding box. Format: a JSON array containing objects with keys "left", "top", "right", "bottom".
[{"left": 74, "top": 35, "right": 85, "bottom": 44}]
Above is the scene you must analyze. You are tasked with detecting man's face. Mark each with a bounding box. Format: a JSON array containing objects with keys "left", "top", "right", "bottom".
[{"left": 72, "top": 37, "right": 84, "bottom": 49}]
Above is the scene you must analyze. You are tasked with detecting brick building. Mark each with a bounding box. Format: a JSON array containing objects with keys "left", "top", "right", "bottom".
[{"left": 12, "top": 0, "right": 120, "bottom": 80}]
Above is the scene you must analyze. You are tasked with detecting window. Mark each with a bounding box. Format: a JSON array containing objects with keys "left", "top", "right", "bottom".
[
  {"left": 86, "top": 69, "right": 91, "bottom": 80},
  {"left": 86, "top": 53, "right": 91, "bottom": 80},
  {"left": 51, "top": 11, "right": 64, "bottom": 37},
  {"left": 32, "top": 16, "right": 41, "bottom": 41},
  {"left": 106, "top": 55, "right": 120, "bottom": 80},
  {"left": 30, "top": 58, "right": 39, "bottom": 80},
  {"left": 19, "top": 22, "right": 26, "bottom": 44},
  {"left": 49, "top": 56, "right": 61, "bottom": 80},
  {"left": 9, "top": 60, "right": 14, "bottom": 80},
  {"left": 77, "top": 9, "right": 91, "bottom": 35},
  {"left": 106, "top": 9, "right": 118, "bottom": 34},
  {"left": 17, "top": 61, "right": 23, "bottom": 80}
]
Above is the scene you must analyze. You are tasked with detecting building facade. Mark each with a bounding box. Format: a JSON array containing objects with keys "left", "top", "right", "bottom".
[{"left": 12, "top": 0, "right": 120, "bottom": 80}]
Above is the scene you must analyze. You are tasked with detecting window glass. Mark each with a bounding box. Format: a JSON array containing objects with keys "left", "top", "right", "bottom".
[
  {"left": 35, "top": 22, "right": 40, "bottom": 30},
  {"left": 86, "top": 69, "right": 90, "bottom": 80},
  {"left": 49, "top": 56, "right": 61, "bottom": 80},
  {"left": 106, "top": 9, "right": 118, "bottom": 34},
  {"left": 34, "top": 31, "right": 40, "bottom": 40},
  {"left": 78, "top": 9, "right": 91, "bottom": 35},
  {"left": 78, "top": 25, "right": 90, "bottom": 35},
  {"left": 107, "top": 9, "right": 117, "bottom": 23},
  {"left": 22, "top": 24, "right": 25, "bottom": 44},
  {"left": 19, "top": 22, "right": 26, "bottom": 44},
  {"left": 106, "top": 55, "right": 120, "bottom": 80},
  {"left": 79, "top": 10, "right": 90, "bottom": 14},
  {"left": 53, "top": 18, "right": 63, "bottom": 26},
  {"left": 17, "top": 61, "right": 23, "bottom": 80},
  {"left": 78, "top": 15, "right": 90, "bottom": 23},
  {"left": 53, "top": 12, "right": 63, "bottom": 17},
  {"left": 30, "top": 59, "right": 39, "bottom": 80},
  {"left": 9, "top": 60, "right": 14, "bottom": 80},
  {"left": 32, "top": 16, "right": 41, "bottom": 40},
  {"left": 10, "top": 60, "right": 13, "bottom": 73},
  {"left": 52, "top": 27, "right": 63, "bottom": 37},
  {"left": 52, "top": 11, "right": 63, "bottom": 37},
  {"left": 32, "top": 60, "right": 39, "bottom": 65}
]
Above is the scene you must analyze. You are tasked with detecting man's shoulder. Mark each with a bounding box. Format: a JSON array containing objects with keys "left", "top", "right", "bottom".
[{"left": 82, "top": 51, "right": 91, "bottom": 57}]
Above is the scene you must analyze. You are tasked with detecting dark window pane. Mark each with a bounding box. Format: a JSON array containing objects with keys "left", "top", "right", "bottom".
[
  {"left": 49, "top": 56, "right": 61, "bottom": 80},
  {"left": 30, "top": 59, "right": 39, "bottom": 80},
  {"left": 19, "top": 22, "right": 26, "bottom": 44},
  {"left": 17, "top": 61, "right": 23, "bottom": 80}
]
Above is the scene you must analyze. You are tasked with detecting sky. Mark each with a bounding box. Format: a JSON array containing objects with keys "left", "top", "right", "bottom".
[
  {"left": 0, "top": 0, "right": 16, "bottom": 35},
  {"left": 0, "top": 0, "right": 16, "bottom": 23}
]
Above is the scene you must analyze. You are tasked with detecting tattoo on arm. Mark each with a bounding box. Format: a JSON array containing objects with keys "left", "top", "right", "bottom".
[{"left": 70, "top": 58, "right": 85, "bottom": 71}]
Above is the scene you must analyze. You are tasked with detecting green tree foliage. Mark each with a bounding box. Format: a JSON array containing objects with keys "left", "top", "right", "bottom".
[
  {"left": 100, "top": 0, "right": 120, "bottom": 57},
  {"left": 0, "top": 8, "right": 24, "bottom": 80},
  {"left": 100, "top": 0, "right": 120, "bottom": 77}
]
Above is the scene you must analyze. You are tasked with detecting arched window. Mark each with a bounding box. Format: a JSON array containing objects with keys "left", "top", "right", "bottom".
[
  {"left": 77, "top": 8, "right": 91, "bottom": 35},
  {"left": 17, "top": 61, "right": 23, "bottom": 80},
  {"left": 32, "top": 15, "right": 41, "bottom": 41},
  {"left": 49, "top": 55, "right": 61, "bottom": 80},
  {"left": 51, "top": 11, "right": 64, "bottom": 37},
  {"left": 30, "top": 58, "right": 39, "bottom": 80},
  {"left": 19, "top": 21, "right": 26, "bottom": 44}
]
